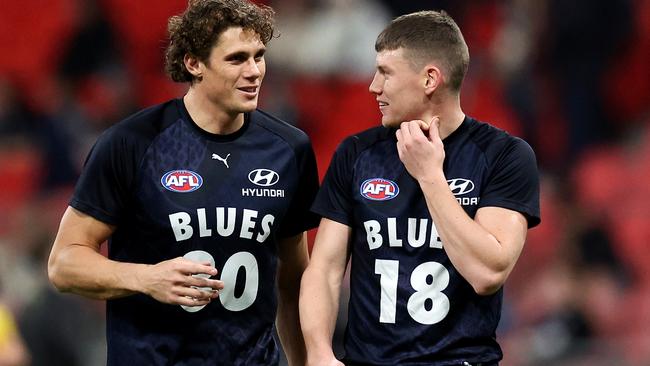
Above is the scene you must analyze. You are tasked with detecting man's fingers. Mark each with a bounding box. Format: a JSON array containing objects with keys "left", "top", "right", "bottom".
[
  {"left": 179, "top": 261, "right": 219, "bottom": 277},
  {"left": 175, "top": 295, "right": 212, "bottom": 307},
  {"left": 399, "top": 120, "right": 413, "bottom": 140},
  {"left": 170, "top": 257, "right": 218, "bottom": 276},
  {"left": 416, "top": 119, "right": 430, "bottom": 132},
  {"left": 430, "top": 116, "right": 439, "bottom": 128},
  {"left": 168, "top": 286, "right": 215, "bottom": 307},
  {"left": 187, "top": 277, "right": 224, "bottom": 291},
  {"left": 407, "top": 120, "right": 426, "bottom": 137},
  {"left": 428, "top": 116, "right": 441, "bottom": 140},
  {"left": 174, "top": 286, "right": 214, "bottom": 300}
]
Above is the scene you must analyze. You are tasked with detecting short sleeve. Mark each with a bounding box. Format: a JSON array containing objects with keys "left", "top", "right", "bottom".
[
  {"left": 69, "top": 127, "right": 138, "bottom": 225},
  {"left": 277, "top": 138, "right": 321, "bottom": 237},
  {"left": 311, "top": 136, "right": 357, "bottom": 226},
  {"left": 479, "top": 138, "right": 541, "bottom": 228}
]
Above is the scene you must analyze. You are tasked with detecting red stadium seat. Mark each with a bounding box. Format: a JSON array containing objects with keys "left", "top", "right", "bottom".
[
  {"left": 0, "top": 0, "right": 76, "bottom": 104},
  {"left": 101, "top": 0, "right": 188, "bottom": 104}
]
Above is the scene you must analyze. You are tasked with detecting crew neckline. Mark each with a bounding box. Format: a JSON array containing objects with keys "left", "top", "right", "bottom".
[
  {"left": 442, "top": 115, "right": 471, "bottom": 143},
  {"left": 387, "top": 116, "right": 472, "bottom": 143},
  {"left": 175, "top": 98, "right": 251, "bottom": 142}
]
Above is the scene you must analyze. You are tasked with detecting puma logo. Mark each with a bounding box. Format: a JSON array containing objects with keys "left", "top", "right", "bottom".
[{"left": 212, "top": 153, "right": 231, "bottom": 168}]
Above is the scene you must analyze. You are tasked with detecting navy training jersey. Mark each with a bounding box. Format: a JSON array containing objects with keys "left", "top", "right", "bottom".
[
  {"left": 70, "top": 99, "right": 320, "bottom": 365},
  {"left": 312, "top": 116, "right": 540, "bottom": 365}
]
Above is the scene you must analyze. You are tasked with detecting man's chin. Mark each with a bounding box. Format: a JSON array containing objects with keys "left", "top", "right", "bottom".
[
  {"left": 239, "top": 101, "right": 259, "bottom": 113},
  {"left": 381, "top": 117, "right": 400, "bottom": 129}
]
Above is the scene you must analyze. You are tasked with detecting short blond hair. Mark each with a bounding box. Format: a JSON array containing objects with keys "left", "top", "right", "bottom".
[{"left": 375, "top": 10, "right": 469, "bottom": 92}]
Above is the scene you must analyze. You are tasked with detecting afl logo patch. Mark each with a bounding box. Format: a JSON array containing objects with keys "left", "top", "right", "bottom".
[
  {"left": 360, "top": 178, "right": 399, "bottom": 201},
  {"left": 161, "top": 170, "right": 203, "bottom": 192}
]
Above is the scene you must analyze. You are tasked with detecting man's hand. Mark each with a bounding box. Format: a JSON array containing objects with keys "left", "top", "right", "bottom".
[
  {"left": 136, "top": 257, "right": 224, "bottom": 307},
  {"left": 396, "top": 116, "right": 445, "bottom": 183}
]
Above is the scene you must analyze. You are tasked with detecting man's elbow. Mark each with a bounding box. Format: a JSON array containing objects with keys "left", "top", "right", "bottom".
[
  {"left": 300, "top": 263, "right": 332, "bottom": 289},
  {"left": 470, "top": 270, "right": 507, "bottom": 296},
  {"left": 47, "top": 252, "right": 71, "bottom": 293}
]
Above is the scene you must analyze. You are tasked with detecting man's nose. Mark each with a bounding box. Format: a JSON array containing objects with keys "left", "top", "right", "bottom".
[
  {"left": 244, "top": 59, "right": 262, "bottom": 78},
  {"left": 369, "top": 73, "right": 382, "bottom": 94}
]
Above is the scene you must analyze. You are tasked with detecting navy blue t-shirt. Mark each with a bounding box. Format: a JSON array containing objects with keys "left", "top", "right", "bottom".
[
  {"left": 312, "top": 117, "right": 540, "bottom": 366},
  {"left": 70, "top": 99, "right": 320, "bottom": 365}
]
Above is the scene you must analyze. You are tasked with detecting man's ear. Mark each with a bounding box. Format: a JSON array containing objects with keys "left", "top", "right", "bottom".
[
  {"left": 184, "top": 54, "right": 204, "bottom": 81},
  {"left": 423, "top": 65, "right": 443, "bottom": 95}
]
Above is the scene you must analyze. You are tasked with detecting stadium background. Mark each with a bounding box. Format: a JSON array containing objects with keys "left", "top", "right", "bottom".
[{"left": 0, "top": 0, "right": 649, "bottom": 365}]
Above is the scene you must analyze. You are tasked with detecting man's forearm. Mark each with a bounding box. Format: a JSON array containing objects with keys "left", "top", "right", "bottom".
[
  {"left": 419, "top": 176, "right": 512, "bottom": 294},
  {"left": 299, "top": 265, "right": 341, "bottom": 360},
  {"left": 277, "top": 286, "right": 307, "bottom": 366},
  {"left": 48, "top": 244, "right": 143, "bottom": 299}
]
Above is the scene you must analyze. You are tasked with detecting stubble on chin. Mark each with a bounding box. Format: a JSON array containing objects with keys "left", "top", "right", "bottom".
[{"left": 381, "top": 117, "right": 400, "bottom": 129}]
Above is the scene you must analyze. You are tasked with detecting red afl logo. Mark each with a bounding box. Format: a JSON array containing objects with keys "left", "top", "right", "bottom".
[
  {"left": 360, "top": 178, "right": 399, "bottom": 201},
  {"left": 161, "top": 170, "right": 203, "bottom": 192}
]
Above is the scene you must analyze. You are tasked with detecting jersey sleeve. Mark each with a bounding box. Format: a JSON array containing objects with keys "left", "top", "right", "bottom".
[
  {"left": 311, "top": 136, "right": 357, "bottom": 226},
  {"left": 479, "top": 137, "right": 541, "bottom": 228},
  {"left": 69, "top": 127, "right": 138, "bottom": 225},
  {"left": 277, "top": 138, "right": 321, "bottom": 237}
]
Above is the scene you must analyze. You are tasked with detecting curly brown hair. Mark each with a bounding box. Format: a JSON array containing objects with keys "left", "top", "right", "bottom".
[{"left": 165, "top": 0, "right": 275, "bottom": 83}]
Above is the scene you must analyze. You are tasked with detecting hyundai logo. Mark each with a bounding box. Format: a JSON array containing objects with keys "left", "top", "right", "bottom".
[
  {"left": 248, "top": 169, "right": 280, "bottom": 187},
  {"left": 447, "top": 178, "right": 475, "bottom": 195}
]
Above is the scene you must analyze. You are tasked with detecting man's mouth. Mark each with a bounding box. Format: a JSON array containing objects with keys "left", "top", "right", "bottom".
[{"left": 238, "top": 86, "right": 258, "bottom": 95}]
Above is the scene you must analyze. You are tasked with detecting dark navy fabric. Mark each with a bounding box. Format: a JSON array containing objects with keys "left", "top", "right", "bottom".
[
  {"left": 71, "top": 99, "right": 320, "bottom": 365},
  {"left": 312, "top": 117, "right": 540, "bottom": 366}
]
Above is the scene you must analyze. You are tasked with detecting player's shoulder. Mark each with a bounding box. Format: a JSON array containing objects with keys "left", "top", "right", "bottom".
[
  {"left": 466, "top": 116, "right": 534, "bottom": 158},
  {"left": 100, "top": 99, "right": 180, "bottom": 144},
  {"left": 251, "top": 109, "right": 312, "bottom": 150},
  {"left": 337, "top": 125, "right": 393, "bottom": 156}
]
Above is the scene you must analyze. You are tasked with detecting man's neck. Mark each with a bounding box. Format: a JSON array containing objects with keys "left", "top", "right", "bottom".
[
  {"left": 183, "top": 89, "right": 244, "bottom": 135},
  {"left": 422, "top": 95, "right": 465, "bottom": 140}
]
